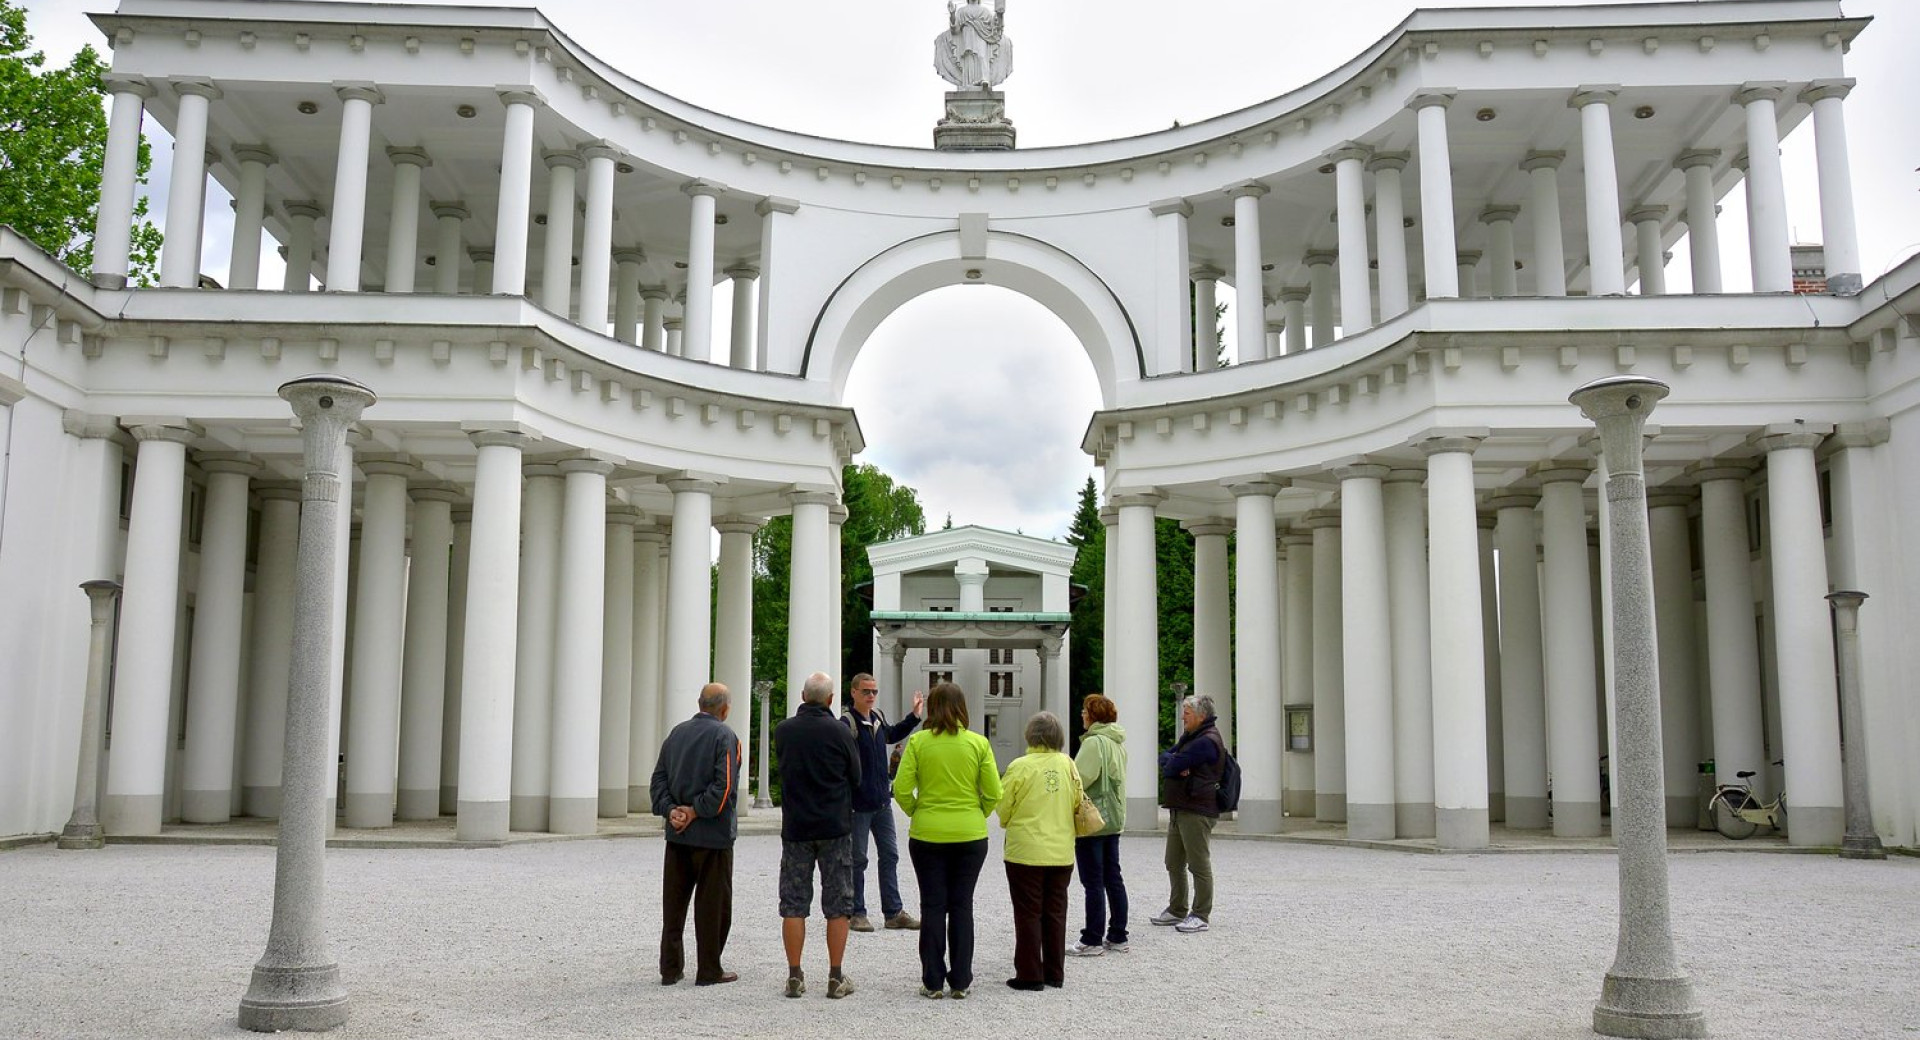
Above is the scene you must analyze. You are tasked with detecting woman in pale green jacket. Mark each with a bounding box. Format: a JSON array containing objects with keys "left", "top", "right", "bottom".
[
  {"left": 995, "top": 711, "right": 1083, "bottom": 991},
  {"left": 1070, "top": 693, "right": 1129, "bottom": 957}
]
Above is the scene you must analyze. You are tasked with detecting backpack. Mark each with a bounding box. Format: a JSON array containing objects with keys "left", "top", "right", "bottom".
[{"left": 1213, "top": 734, "right": 1243, "bottom": 814}]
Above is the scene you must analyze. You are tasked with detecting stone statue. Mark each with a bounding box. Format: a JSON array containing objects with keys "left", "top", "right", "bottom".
[{"left": 936, "top": 0, "right": 1012, "bottom": 91}]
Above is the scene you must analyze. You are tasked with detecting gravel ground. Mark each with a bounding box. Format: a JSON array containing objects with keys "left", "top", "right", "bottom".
[{"left": 4, "top": 826, "right": 1916, "bottom": 1039}]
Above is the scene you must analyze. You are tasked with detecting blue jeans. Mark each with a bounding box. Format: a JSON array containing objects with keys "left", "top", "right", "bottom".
[
  {"left": 1074, "top": 833, "right": 1129, "bottom": 946},
  {"left": 850, "top": 806, "right": 904, "bottom": 917}
]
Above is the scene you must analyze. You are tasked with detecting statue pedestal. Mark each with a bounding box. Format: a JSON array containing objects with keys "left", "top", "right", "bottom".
[{"left": 935, "top": 90, "right": 1015, "bottom": 151}]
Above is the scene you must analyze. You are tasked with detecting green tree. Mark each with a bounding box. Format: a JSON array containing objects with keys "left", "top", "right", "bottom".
[
  {"left": 0, "top": 0, "right": 161, "bottom": 282},
  {"left": 1154, "top": 516, "right": 1197, "bottom": 742}
]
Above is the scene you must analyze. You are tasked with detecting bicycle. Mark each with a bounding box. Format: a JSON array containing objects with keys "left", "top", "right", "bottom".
[{"left": 1706, "top": 769, "right": 1786, "bottom": 839}]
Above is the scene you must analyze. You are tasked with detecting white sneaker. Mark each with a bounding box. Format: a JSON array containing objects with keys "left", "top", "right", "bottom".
[
  {"left": 1148, "top": 909, "right": 1183, "bottom": 926},
  {"left": 1175, "top": 915, "right": 1209, "bottom": 934},
  {"left": 1067, "top": 941, "right": 1106, "bottom": 957}
]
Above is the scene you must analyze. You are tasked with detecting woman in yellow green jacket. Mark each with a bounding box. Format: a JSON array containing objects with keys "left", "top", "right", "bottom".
[
  {"left": 892, "top": 682, "right": 1002, "bottom": 999},
  {"left": 995, "top": 711, "right": 1084, "bottom": 991}
]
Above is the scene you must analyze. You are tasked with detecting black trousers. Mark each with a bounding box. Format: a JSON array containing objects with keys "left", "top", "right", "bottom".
[
  {"left": 660, "top": 842, "right": 733, "bottom": 983},
  {"left": 1006, "top": 861, "right": 1073, "bottom": 986},
  {"left": 908, "top": 837, "right": 989, "bottom": 991}
]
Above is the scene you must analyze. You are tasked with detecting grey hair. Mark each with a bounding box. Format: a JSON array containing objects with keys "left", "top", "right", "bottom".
[
  {"left": 801, "top": 671, "right": 835, "bottom": 706},
  {"left": 1023, "top": 711, "right": 1065, "bottom": 752},
  {"left": 1182, "top": 693, "right": 1215, "bottom": 719},
  {"left": 698, "top": 683, "right": 730, "bottom": 713}
]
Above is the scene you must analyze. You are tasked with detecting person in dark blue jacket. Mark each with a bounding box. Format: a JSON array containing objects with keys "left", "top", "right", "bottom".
[
  {"left": 843, "top": 672, "right": 924, "bottom": 932},
  {"left": 650, "top": 682, "right": 743, "bottom": 986},
  {"left": 1152, "top": 694, "right": 1225, "bottom": 935},
  {"left": 773, "top": 671, "right": 863, "bottom": 999}
]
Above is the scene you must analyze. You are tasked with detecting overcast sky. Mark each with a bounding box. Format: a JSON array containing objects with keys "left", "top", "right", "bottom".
[{"left": 22, "top": 0, "right": 1920, "bottom": 540}]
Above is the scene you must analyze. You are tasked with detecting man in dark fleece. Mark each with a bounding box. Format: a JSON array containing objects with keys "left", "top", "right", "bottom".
[
  {"left": 773, "top": 671, "right": 863, "bottom": 999},
  {"left": 650, "top": 682, "right": 743, "bottom": 986}
]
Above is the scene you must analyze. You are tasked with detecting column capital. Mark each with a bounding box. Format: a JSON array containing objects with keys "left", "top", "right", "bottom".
[
  {"left": 409, "top": 481, "right": 466, "bottom": 505},
  {"left": 1097, "top": 506, "right": 1118, "bottom": 527},
  {"left": 1277, "top": 286, "right": 1310, "bottom": 303},
  {"left": 1646, "top": 489, "right": 1695, "bottom": 510},
  {"left": 828, "top": 503, "right": 849, "bottom": 526},
  {"left": 1457, "top": 250, "right": 1482, "bottom": 265},
  {"left": 1533, "top": 462, "right": 1592, "bottom": 485},
  {"left": 543, "top": 149, "right": 584, "bottom": 171},
  {"left": 523, "top": 462, "right": 562, "bottom": 480},
  {"left": 1688, "top": 460, "right": 1755, "bottom": 483},
  {"left": 1385, "top": 466, "right": 1427, "bottom": 485},
  {"left": 682, "top": 179, "right": 726, "bottom": 199},
  {"left": 1148, "top": 198, "right": 1193, "bottom": 219},
  {"left": 1520, "top": 150, "right": 1566, "bottom": 173},
  {"left": 463, "top": 423, "right": 538, "bottom": 451},
  {"left": 1280, "top": 531, "right": 1314, "bottom": 549},
  {"left": 1265, "top": 320, "right": 1285, "bottom": 334},
  {"left": 196, "top": 451, "right": 258, "bottom": 478},
  {"left": 1486, "top": 490, "right": 1540, "bottom": 510},
  {"left": 1324, "top": 140, "right": 1372, "bottom": 165},
  {"left": 1754, "top": 423, "right": 1831, "bottom": 453},
  {"left": 666, "top": 472, "right": 728, "bottom": 494},
  {"left": 756, "top": 196, "right": 802, "bottom": 217},
  {"left": 1109, "top": 488, "right": 1165, "bottom": 510},
  {"left": 640, "top": 285, "right": 671, "bottom": 301},
  {"left": 1303, "top": 250, "right": 1337, "bottom": 268},
  {"left": 430, "top": 201, "right": 469, "bottom": 221},
  {"left": 172, "top": 77, "right": 222, "bottom": 101},
  {"left": 467, "top": 247, "right": 494, "bottom": 264},
  {"left": 1330, "top": 460, "right": 1390, "bottom": 482},
  {"left": 1366, "top": 151, "right": 1410, "bottom": 174},
  {"left": 1190, "top": 263, "right": 1225, "bottom": 281},
  {"left": 283, "top": 199, "right": 325, "bottom": 220},
  {"left": 232, "top": 144, "right": 277, "bottom": 167},
  {"left": 1674, "top": 148, "right": 1720, "bottom": 172},
  {"left": 787, "top": 487, "right": 838, "bottom": 508},
  {"left": 1299, "top": 510, "right": 1341, "bottom": 531},
  {"left": 713, "top": 516, "right": 764, "bottom": 536},
  {"left": 1827, "top": 419, "right": 1890, "bottom": 450},
  {"left": 101, "top": 74, "right": 155, "bottom": 99},
  {"left": 581, "top": 139, "right": 624, "bottom": 163},
  {"left": 333, "top": 81, "right": 385, "bottom": 106},
  {"left": 663, "top": 317, "right": 684, "bottom": 331},
  {"left": 633, "top": 525, "right": 667, "bottom": 546},
  {"left": 496, "top": 86, "right": 548, "bottom": 110},
  {"left": 1407, "top": 88, "right": 1456, "bottom": 112},
  {"left": 1181, "top": 518, "right": 1235, "bottom": 538},
  {"left": 605, "top": 503, "right": 641, "bottom": 528},
  {"left": 1568, "top": 84, "right": 1621, "bottom": 109},
  {"left": 1733, "top": 81, "right": 1788, "bottom": 107},
  {"left": 1414, "top": 428, "right": 1489, "bottom": 456},
  {"left": 386, "top": 146, "right": 431, "bottom": 168},
  {"left": 556, "top": 453, "right": 619, "bottom": 477},
  {"left": 356, "top": 453, "right": 416, "bottom": 480},
  {"left": 125, "top": 419, "right": 201, "bottom": 444},
  {"left": 1479, "top": 204, "right": 1520, "bottom": 224},
  {"left": 1226, "top": 180, "right": 1270, "bottom": 200},
  {"left": 61, "top": 411, "right": 124, "bottom": 440},
  {"left": 613, "top": 248, "right": 647, "bottom": 266},
  {"left": 1625, "top": 205, "right": 1668, "bottom": 224},
  {"left": 255, "top": 480, "right": 303, "bottom": 503},
  {"left": 724, "top": 263, "right": 760, "bottom": 280},
  {"left": 1800, "top": 78, "right": 1855, "bottom": 104},
  {"left": 1730, "top": 151, "right": 1750, "bottom": 173},
  {"left": 1225, "top": 479, "right": 1282, "bottom": 498}
]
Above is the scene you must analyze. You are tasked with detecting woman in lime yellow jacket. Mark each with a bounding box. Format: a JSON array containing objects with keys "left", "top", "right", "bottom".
[
  {"left": 995, "top": 711, "right": 1083, "bottom": 991},
  {"left": 892, "top": 682, "right": 1002, "bottom": 999}
]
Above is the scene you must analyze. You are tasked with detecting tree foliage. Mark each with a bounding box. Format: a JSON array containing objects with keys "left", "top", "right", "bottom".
[
  {"left": 0, "top": 0, "right": 161, "bottom": 281},
  {"left": 1065, "top": 475, "right": 1104, "bottom": 741}
]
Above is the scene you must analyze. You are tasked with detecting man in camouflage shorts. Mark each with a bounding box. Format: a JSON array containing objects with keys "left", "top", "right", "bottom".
[{"left": 772, "top": 672, "right": 862, "bottom": 998}]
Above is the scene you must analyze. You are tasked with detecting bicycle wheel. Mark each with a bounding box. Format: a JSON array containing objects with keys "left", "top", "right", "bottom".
[{"left": 1713, "top": 797, "right": 1757, "bottom": 839}]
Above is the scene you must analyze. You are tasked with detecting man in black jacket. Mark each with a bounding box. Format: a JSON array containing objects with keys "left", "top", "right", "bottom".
[
  {"left": 650, "top": 682, "right": 743, "bottom": 986},
  {"left": 1152, "top": 693, "right": 1225, "bottom": 935},
  {"left": 843, "top": 672, "right": 924, "bottom": 932},
  {"left": 773, "top": 671, "right": 862, "bottom": 998}
]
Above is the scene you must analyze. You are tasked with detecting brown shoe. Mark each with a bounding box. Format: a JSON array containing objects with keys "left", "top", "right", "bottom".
[
  {"left": 884, "top": 912, "right": 920, "bottom": 931},
  {"left": 695, "top": 971, "right": 739, "bottom": 986},
  {"left": 660, "top": 973, "right": 683, "bottom": 986},
  {"left": 848, "top": 914, "right": 875, "bottom": 933}
]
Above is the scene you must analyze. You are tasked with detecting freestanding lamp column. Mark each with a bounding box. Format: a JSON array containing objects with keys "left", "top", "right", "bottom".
[
  {"left": 1572, "top": 375, "right": 1705, "bottom": 1040},
  {"left": 1827, "top": 591, "right": 1885, "bottom": 860},
  {"left": 59, "top": 580, "right": 123, "bottom": 849},
  {"left": 753, "top": 679, "right": 774, "bottom": 809},
  {"left": 239, "top": 375, "right": 374, "bottom": 1033}
]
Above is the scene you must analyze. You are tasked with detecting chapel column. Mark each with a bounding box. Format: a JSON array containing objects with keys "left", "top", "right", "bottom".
[
  {"left": 1191, "top": 266, "right": 1222, "bottom": 371},
  {"left": 665, "top": 316, "right": 684, "bottom": 357},
  {"left": 1186, "top": 518, "right": 1233, "bottom": 739},
  {"left": 1675, "top": 151, "right": 1724, "bottom": 294},
  {"left": 1420, "top": 436, "right": 1490, "bottom": 849},
  {"left": 541, "top": 151, "right": 581, "bottom": 316},
  {"left": 102, "top": 421, "right": 198, "bottom": 834},
  {"left": 1305, "top": 253, "right": 1336, "bottom": 347},
  {"left": 456, "top": 427, "right": 533, "bottom": 842},
  {"left": 431, "top": 203, "right": 468, "bottom": 295},
  {"left": 1230, "top": 183, "right": 1269, "bottom": 358},
  {"left": 1280, "top": 531, "right": 1315, "bottom": 818},
  {"left": 324, "top": 83, "right": 383, "bottom": 293},
  {"left": 242, "top": 482, "right": 301, "bottom": 818},
  {"left": 1479, "top": 516, "right": 1504, "bottom": 823},
  {"left": 228, "top": 146, "right": 274, "bottom": 291},
  {"left": 1522, "top": 152, "right": 1569, "bottom": 297},
  {"left": 344, "top": 454, "right": 412, "bottom": 829},
  {"left": 726, "top": 265, "right": 759, "bottom": 370},
  {"left": 1113, "top": 491, "right": 1164, "bottom": 823},
  {"left": 1335, "top": 462, "right": 1394, "bottom": 839},
  {"left": 1648, "top": 490, "right": 1702, "bottom": 827},
  {"left": 91, "top": 75, "right": 153, "bottom": 289},
  {"left": 599, "top": 506, "right": 637, "bottom": 818},
  {"left": 641, "top": 287, "right": 669, "bottom": 353},
  {"left": 180, "top": 453, "right": 256, "bottom": 823},
  {"left": 1369, "top": 153, "right": 1411, "bottom": 319},
  {"left": 1456, "top": 252, "right": 1481, "bottom": 300},
  {"left": 1490, "top": 493, "right": 1548, "bottom": 829},
  {"left": 1571, "top": 86, "right": 1626, "bottom": 296},
  {"left": 1737, "top": 83, "right": 1793, "bottom": 293},
  {"left": 613, "top": 251, "right": 646, "bottom": 344},
  {"left": 383, "top": 147, "right": 428, "bottom": 293},
  {"left": 786, "top": 490, "right": 834, "bottom": 715},
  {"left": 1306, "top": 510, "right": 1345, "bottom": 821},
  {"left": 1230, "top": 481, "right": 1282, "bottom": 832},
  {"left": 282, "top": 201, "right": 322, "bottom": 292},
  {"left": 510, "top": 462, "right": 563, "bottom": 833},
  {"left": 577, "top": 142, "right": 619, "bottom": 332},
  {"left": 664, "top": 476, "right": 722, "bottom": 707},
  {"left": 491, "top": 89, "right": 545, "bottom": 295},
  {"left": 1480, "top": 206, "right": 1519, "bottom": 298},
  {"left": 1150, "top": 200, "right": 1195, "bottom": 374},
  {"left": 548, "top": 456, "right": 613, "bottom": 835},
  {"left": 681, "top": 182, "right": 722, "bottom": 363},
  {"left": 1100, "top": 507, "right": 1119, "bottom": 689},
  {"left": 628, "top": 523, "right": 666, "bottom": 807},
  {"left": 1278, "top": 288, "right": 1308, "bottom": 356},
  {"left": 1410, "top": 90, "right": 1459, "bottom": 300},
  {"left": 160, "top": 81, "right": 218, "bottom": 288},
  {"left": 1628, "top": 206, "right": 1667, "bottom": 296},
  {"left": 1802, "top": 80, "right": 1862, "bottom": 294},
  {"left": 1538, "top": 465, "right": 1602, "bottom": 837},
  {"left": 470, "top": 249, "right": 494, "bottom": 296},
  {"left": 397, "top": 484, "right": 457, "bottom": 820},
  {"left": 440, "top": 506, "right": 472, "bottom": 815},
  {"left": 1385, "top": 468, "right": 1435, "bottom": 838},
  {"left": 829, "top": 504, "right": 847, "bottom": 679},
  {"left": 1693, "top": 463, "right": 1766, "bottom": 796},
  {"left": 755, "top": 198, "right": 801, "bottom": 371},
  {"left": 715, "top": 517, "right": 760, "bottom": 773},
  {"left": 1330, "top": 142, "right": 1374, "bottom": 331}
]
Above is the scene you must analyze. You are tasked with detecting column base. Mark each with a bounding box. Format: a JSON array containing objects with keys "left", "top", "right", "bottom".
[
  {"left": 244, "top": 786, "right": 282, "bottom": 820},
  {"left": 1126, "top": 795, "right": 1161, "bottom": 831},
  {"left": 342, "top": 793, "right": 394, "bottom": 830},
  {"left": 1348, "top": 802, "right": 1395, "bottom": 840},
  {"left": 238, "top": 961, "right": 349, "bottom": 1033},
  {"left": 91, "top": 271, "right": 129, "bottom": 290},
  {"left": 100, "top": 793, "right": 162, "bottom": 836},
  {"left": 1552, "top": 801, "right": 1603, "bottom": 838},
  {"left": 509, "top": 795, "right": 548, "bottom": 833},
  {"left": 598, "top": 788, "right": 628, "bottom": 818},
  {"left": 1505, "top": 795, "right": 1550, "bottom": 830},
  {"left": 396, "top": 788, "right": 440, "bottom": 821},
  {"left": 1235, "top": 798, "right": 1284, "bottom": 834},
  {"left": 1488, "top": 791, "right": 1506, "bottom": 823},
  {"left": 1787, "top": 805, "right": 1842, "bottom": 847},
  {"left": 1436, "top": 807, "right": 1489, "bottom": 850},
  {"left": 1282, "top": 789, "right": 1315, "bottom": 819},
  {"left": 182, "top": 789, "right": 234, "bottom": 824},
  {"left": 628, "top": 785, "right": 647, "bottom": 814},
  {"left": 1840, "top": 833, "right": 1888, "bottom": 860},
  {"left": 439, "top": 784, "right": 457, "bottom": 817},
  {"left": 1314, "top": 793, "right": 1347, "bottom": 823},
  {"left": 1593, "top": 972, "right": 1706, "bottom": 1039},
  {"left": 57, "top": 820, "right": 105, "bottom": 850},
  {"left": 1394, "top": 801, "right": 1436, "bottom": 838},
  {"left": 548, "top": 797, "right": 597, "bottom": 835},
  {"left": 1825, "top": 272, "right": 1862, "bottom": 295},
  {"left": 456, "top": 799, "right": 508, "bottom": 843}
]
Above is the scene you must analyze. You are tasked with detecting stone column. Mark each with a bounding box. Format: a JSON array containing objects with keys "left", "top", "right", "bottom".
[
  {"left": 1523, "top": 152, "right": 1569, "bottom": 297},
  {"left": 1648, "top": 490, "right": 1702, "bottom": 828},
  {"left": 456, "top": 428, "right": 532, "bottom": 842},
  {"left": 654, "top": 540, "right": 674, "bottom": 740},
  {"left": 1306, "top": 511, "right": 1345, "bottom": 821},
  {"left": 1149, "top": 199, "right": 1195, "bottom": 375},
  {"left": 1628, "top": 207, "right": 1667, "bottom": 296},
  {"left": 629, "top": 524, "right": 666, "bottom": 807},
  {"left": 159, "top": 81, "right": 218, "bottom": 287},
  {"left": 101, "top": 422, "right": 197, "bottom": 835},
  {"left": 1369, "top": 153, "right": 1411, "bottom": 319},
  {"left": 540, "top": 151, "right": 582, "bottom": 316},
  {"left": 1827, "top": 592, "right": 1885, "bottom": 858},
  {"left": 383, "top": 147, "right": 428, "bottom": 293},
  {"left": 440, "top": 507, "right": 471, "bottom": 815},
  {"left": 1420, "top": 436, "right": 1490, "bottom": 849},
  {"left": 1737, "top": 83, "right": 1793, "bottom": 293},
  {"left": 681, "top": 182, "right": 722, "bottom": 363},
  {"left": 1675, "top": 151, "right": 1723, "bottom": 294},
  {"left": 1230, "top": 183, "right": 1269, "bottom": 357},
  {"left": 613, "top": 251, "right": 646, "bottom": 345},
  {"left": 322, "top": 83, "right": 383, "bottom": 293},
  {"left": 180, "top": 454, "right": 256, "bottom": 823},
  {"left": 91, "top": 75, "right": 153, "bottom": 288},
  {"left": 1455, "top": 251, "right": 1481, "bottom": 300},
  {"left": 1280, "top": 531, "right": 1316, "bottom": 819},
  {"left": 548, "top": 456, "right": 612, "bottom": 834},
  {"left": 1410, "top": 90, "right": 1459, "bottom": 300},
  {"left": 1186, "top": 518, "right": 1233, "bottom": 740},
  {"left": 227, "top": 146, "right": 274, "bottom": 291},
  {"left": 1539, "top": 466, "right": 1603, "bottom": 836},
  {"left": 577, "top": 142, "right": 620, "bottom": 331},
  {"left": 664, "top": 316, "right": 684, "bottom": 357},
  {"left": 1100, "top": 507, "right": 1119, "bottom": 690},
  {"left": 715, "top": 517, "right": 760, "bottom": 780},
  {"left": 1278, "top": 288, "right": 1308, "bottom": 356},
  {"left": 469, "top": 249, "right": 494, "bottom": 296},
  {"left": 397, "top": 484, "right": 457, "bottom": 820},
  {"left": 828, "top": 505, "right": 846, "bottom": 680},
  {"left": 431, "top": 203, "right": 467, "bottom": 295},
  {"left": 59, "top": 581, "right": 123, "bottom": 847},
  {"left": 755, "top": 198, "right": 801, "bottom": 371},
  {"left": 1694, "top": 464, "right": 1767, "bottom": 797},
  {"left": 1329, "top": 143, "right": 1374, "bottom": 331},
  {"left": 598, "top": 506, "right": 637, "bottom": 818},
  {"left": 1480, "top": 517, "right": 1505, "bottom": 822},
  {"left": 343, "top": 454, "right": 412, "bottom": 829},
  {"left": 1305, "top": 253, "right": 1336, "bottom": 348},
  {"left": 1761, "top": 426, "right": 1844, "bottom": 845},
  {"left": 724, "top": 265, "right": 759, "bottom": 370},
  {"left": 664, "top": 476, "right": 721, "bottom": 708},
  {"left": 282, "top": 201, "right": 322, "bottom": 292},
  {"left": 1265, "top": 320, "right": 1283, "bottom": 360},
  {"left": 1491, "top": 493, "right": 1549, "bottom": 829},
  {"left": 1385, "top": 469, "right": 1435, "bottom": 838},
  {"left": 1571, "top": 86, "right": 1626, "bottom": 296},
  {"left": 1230, "top": 482, "right": 1282, "bottom": 832},
  {"left": 1191, "top": 266, "right": 1222, "bottom": 371},
  {"left": 243, "top": 484, "right": 301, "bottom": 818},
  {"left": 1481, "top": 206, "right": 1519, "bottom": 298},
  {"left": 1802, "top": 81, "right": 1862, "bottom": 294},
  {"left": 640, "top": 287, "right": 669, "bottom": 353},
  {"left": 491, "top": 89, "right": 545, "bottom": 295},
  {"left": 787, "top": 490, "right": 834, "bottom": 715},
  {"left": 1335, "top": 463, "right": 1394, "bottom": 839},
  {"left": 1113, "top": 491, "right": 1163, "bottom": 823},
  {"left": 510, "top": 463, "right": 564, "bottom": 832}
]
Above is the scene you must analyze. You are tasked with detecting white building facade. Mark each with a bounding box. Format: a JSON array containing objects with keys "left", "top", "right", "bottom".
[{"left": 3, "top": 0, "right": 1917, "bottom": 852}]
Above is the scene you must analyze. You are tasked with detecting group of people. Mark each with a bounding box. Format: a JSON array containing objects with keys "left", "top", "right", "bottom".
[{"left": 647, "top": 674, "right": 1233, "bottom": 998}]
